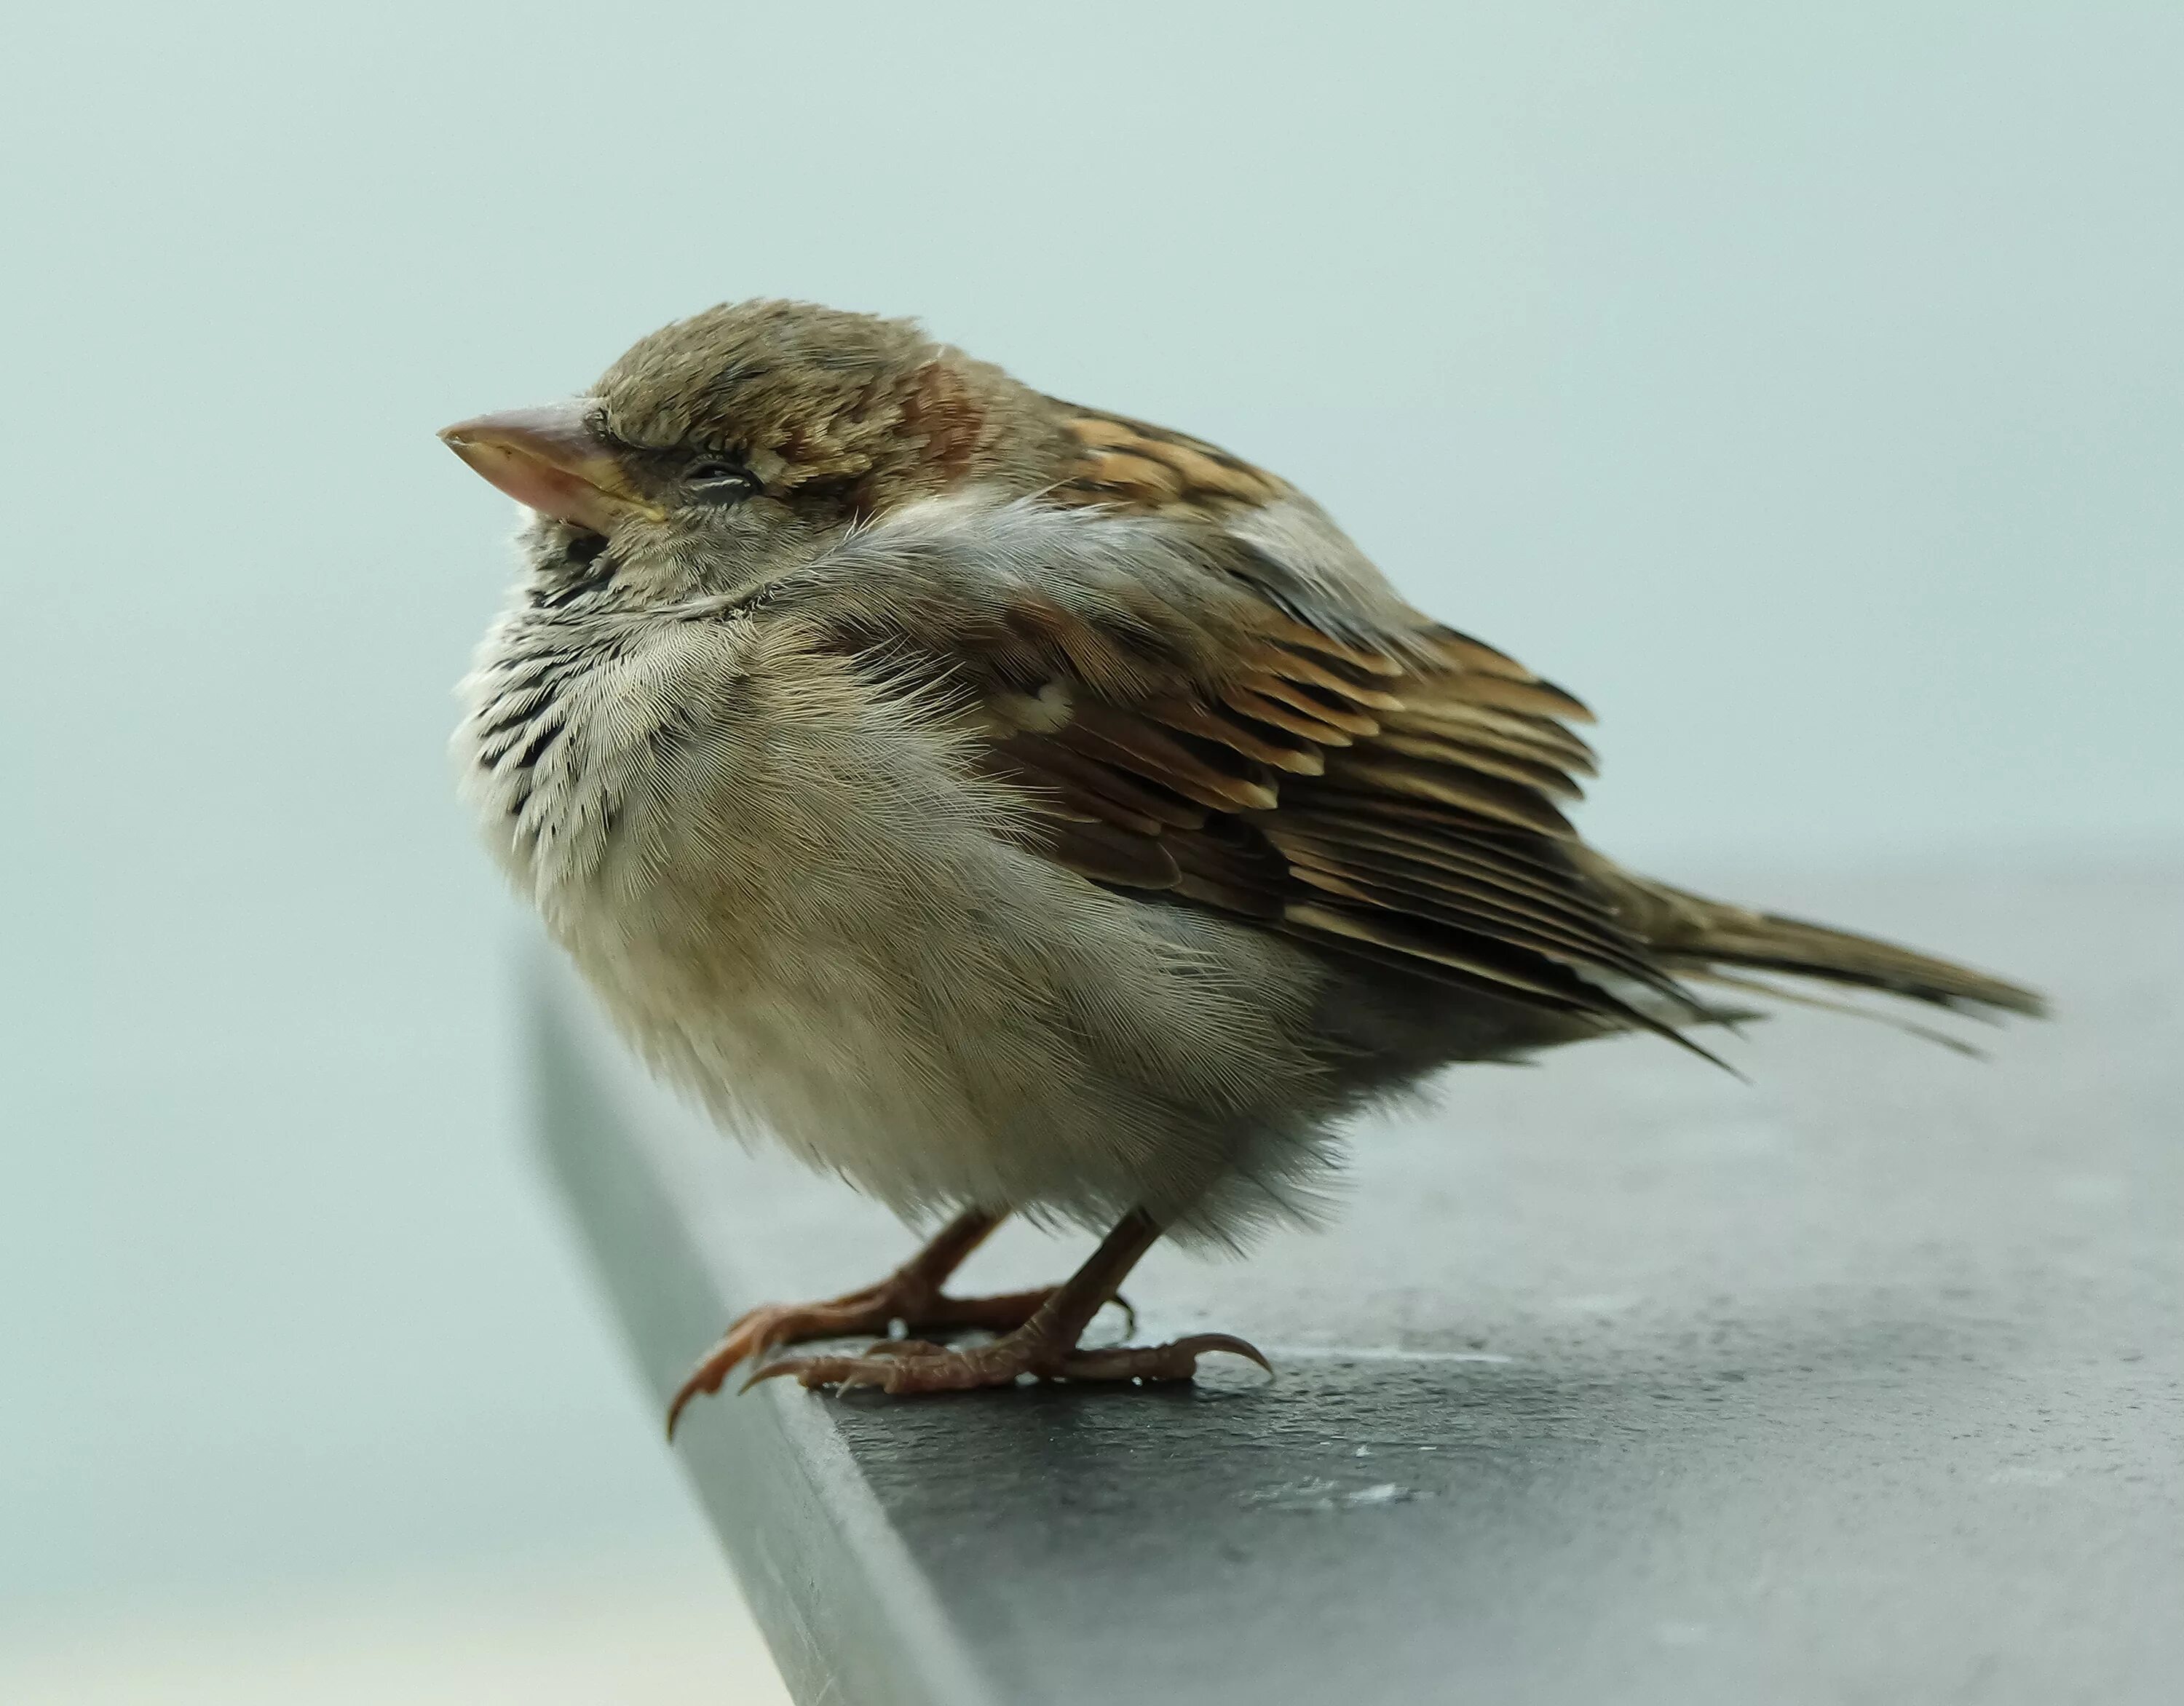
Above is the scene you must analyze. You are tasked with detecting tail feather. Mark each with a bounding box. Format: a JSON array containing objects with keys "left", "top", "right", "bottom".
[
  {"left": 1684, "top": 967, "right": 1995, "bottom": 1055},
  {"left": 1666, "top": 907, "right": 2043, "bottom": 1018},
  {"left": 1603, "top": 870, "right": 2047, "bottom": 1024}
]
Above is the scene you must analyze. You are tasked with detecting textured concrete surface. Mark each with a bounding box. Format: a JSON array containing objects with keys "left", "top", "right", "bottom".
[{"left": 534, "top": 865, "right": 2181, "bottom": 1705}]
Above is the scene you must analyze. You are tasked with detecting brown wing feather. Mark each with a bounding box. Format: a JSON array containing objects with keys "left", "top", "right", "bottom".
[
  {"left": 970, "top": 608, "right": 1708, "bottom": 1041},
  {"left": 1051, "top": 406, "right": 1291, "bottom": 515},
  {"left": 775, "top": 412, "right": 1709, "bottom": 1047}
]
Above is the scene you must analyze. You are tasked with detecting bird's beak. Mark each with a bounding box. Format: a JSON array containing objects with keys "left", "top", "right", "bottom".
[{"left": 438, "top": 399, "right": 663, "bottom": 532}]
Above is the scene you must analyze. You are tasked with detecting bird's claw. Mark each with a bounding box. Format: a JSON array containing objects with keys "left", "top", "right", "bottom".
[
  {"left": 1056, "top": 1331, "right": 1273, "bottom": 1381},
  {"left": 742, "top": 1328, "right": 1273, "bottom": 1396},
  {"left": 668, "top": 1286, "right": 1061, "bottom": 1436}
]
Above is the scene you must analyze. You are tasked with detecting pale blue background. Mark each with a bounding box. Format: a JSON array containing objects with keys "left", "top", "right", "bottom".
[{"left": 3, "top": 0, "right": 2177, "bottom": 1674}]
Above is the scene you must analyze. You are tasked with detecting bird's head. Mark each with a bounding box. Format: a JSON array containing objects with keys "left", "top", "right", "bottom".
[{"left": 440, "top": 298, "right": 1065, "bottom": 604}]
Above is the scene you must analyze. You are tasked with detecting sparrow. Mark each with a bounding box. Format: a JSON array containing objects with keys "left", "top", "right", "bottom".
[{"left": 441, "top": 299, "right": 2043, "bottom": 1435}]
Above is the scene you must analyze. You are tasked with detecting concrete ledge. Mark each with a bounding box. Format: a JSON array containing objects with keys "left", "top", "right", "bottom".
[{"left": 529, "top": 865, "right": 2181, "bottom": 1705}]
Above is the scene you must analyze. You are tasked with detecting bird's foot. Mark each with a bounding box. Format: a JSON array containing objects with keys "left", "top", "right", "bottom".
[
  {"left": 744, "top": 1325, "right": 1271, "bottom": 1395},
  {"left": 667, "top": 1276, "right": 1063, "bottom": 1436}
]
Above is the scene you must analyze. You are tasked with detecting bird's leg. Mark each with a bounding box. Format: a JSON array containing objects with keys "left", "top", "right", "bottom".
[
  {"left": 745, "top": 1208, "right": 1270, "bottom": 1396},
  {"left": 668, "top": 1207, "right": 1061, "bottom": 1436}
]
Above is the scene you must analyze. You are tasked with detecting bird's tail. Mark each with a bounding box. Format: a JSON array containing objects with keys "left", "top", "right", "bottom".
[{"left": 1599, "top": 867, "right": 2046, "bottom": 1042}]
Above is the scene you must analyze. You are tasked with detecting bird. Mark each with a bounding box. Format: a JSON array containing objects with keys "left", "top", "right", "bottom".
[{"left": 440, "top": 298, "right": 2043, "bottom": 1436}]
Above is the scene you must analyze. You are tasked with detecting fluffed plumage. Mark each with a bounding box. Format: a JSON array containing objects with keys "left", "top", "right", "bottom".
[{"left": 443, "top": 299, "right": 2043, "bottom": 1413}]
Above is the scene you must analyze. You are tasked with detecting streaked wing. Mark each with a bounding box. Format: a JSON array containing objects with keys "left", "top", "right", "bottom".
[
  {"left": 983, "top": 619, "right": 1707, "bottom": 1038},
  {"left": 772, "top": 411, "right": 1710, "bottom": 1048}
]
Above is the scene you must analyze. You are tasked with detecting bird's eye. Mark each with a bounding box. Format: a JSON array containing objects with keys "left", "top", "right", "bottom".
[{"left": 684, "top": 459, "right": 759, "bottom": 501}]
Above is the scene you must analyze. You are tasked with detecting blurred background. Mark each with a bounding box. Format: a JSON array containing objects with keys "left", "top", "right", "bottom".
[{"left": 3, "top": 3, "right": 2177, "bottom": 1699}]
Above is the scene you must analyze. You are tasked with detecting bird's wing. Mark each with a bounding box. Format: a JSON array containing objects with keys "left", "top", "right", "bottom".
[{"left": 766, "top": 414, "right": 1706, "bottom": 1042}]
